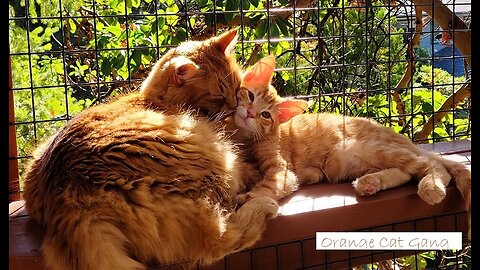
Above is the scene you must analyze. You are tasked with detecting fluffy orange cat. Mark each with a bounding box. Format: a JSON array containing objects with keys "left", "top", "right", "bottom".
[
  {"left": 228, "top": 56, "right": 471, "bottom": 238},
  {"left": 22, "top": 30, "right": 278, "bottom": 270}
]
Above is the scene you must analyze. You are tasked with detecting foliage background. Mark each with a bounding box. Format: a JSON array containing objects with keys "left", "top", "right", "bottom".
[
  {"left": 9, "top": 0, "right": 470, "bottom": 185},
  {"left": 9, "top": 0, "right": 471, "bottom": 186}
]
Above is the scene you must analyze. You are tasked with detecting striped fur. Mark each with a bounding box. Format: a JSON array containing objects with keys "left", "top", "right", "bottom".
[
  {"left": 230, "top": 56, "right": 471, "bottom": 240},
  {"left": 23, "top": 30, "right": 278, "bottom": 270}
]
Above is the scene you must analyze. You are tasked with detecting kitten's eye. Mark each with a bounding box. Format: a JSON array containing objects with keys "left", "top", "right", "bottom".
[
  {"left": 261, "top": 111, "right": 271, "bottom": 119},
  {"left": 247, "top": 90, "right": 255, "bottom": 102}
]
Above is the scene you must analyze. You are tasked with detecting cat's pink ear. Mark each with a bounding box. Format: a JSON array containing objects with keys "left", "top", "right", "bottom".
[
  {"left": 170, "top": 56, "right": 199, "bottom": 86},
  {"left": 214, "top": 28, "right": 238, "bottom": 54},
  {"left": 242, "top": 55, "right": 275, "bottom": 90},
  {"left": 277, "top": 99, "right": 309, "bottom": 123}
]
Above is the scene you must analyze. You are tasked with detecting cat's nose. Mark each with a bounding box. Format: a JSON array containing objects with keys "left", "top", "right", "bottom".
[{"left": 247, "top": 110, "right": 255, "bottom": 118}]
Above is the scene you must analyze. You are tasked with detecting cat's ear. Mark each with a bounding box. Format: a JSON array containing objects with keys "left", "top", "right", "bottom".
[
  {"left": 242, "top": 55, "right": 275, "bottom": 90},
  {"left": 277, "top": 99, "right": 309, "bottom": 123},
  {"left": 170, "top": 56, "right": 200, "bottom": 86},
  {"left": 214, "top": 28, "right": 238, "bottom": 55}
]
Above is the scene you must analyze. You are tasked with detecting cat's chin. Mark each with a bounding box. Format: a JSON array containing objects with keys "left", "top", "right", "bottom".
[{"left": 233, "top": 114, "right": 252, "bottom": 130}]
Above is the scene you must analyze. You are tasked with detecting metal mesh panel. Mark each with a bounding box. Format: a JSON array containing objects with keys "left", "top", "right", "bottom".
[
  {"left": 8, "top": 0, "right": 471, "bottom": 268},
  {"left": 8, "top": 0, "right": 472, "bottom": 192}
]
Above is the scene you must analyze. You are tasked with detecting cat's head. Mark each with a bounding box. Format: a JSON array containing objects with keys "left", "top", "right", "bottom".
[
  {"left": 140, "top": 29, "right": 241, "bottom": 117},
  {"left": 233, "top": 55, "right": 309, "bottom": 141}
]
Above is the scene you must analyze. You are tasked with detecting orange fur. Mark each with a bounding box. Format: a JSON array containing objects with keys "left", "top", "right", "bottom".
[
  {"left": 23, "top": 30, "right": 279, "bottom": 270},
  {"left": 230, "top": 56, "right": 471, "bottom": 239}
]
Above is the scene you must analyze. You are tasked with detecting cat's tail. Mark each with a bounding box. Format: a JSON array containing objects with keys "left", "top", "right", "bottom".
[
  {"left": 41, "top": 213, "right": 146, "bottom": 270},
  {"left": 436, "top": 156, "right": 471, "bottom": 240}
]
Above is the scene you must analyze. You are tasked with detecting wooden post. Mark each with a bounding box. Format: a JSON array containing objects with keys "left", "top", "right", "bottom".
[{"left": 9, "top": 55, "right": 21, "bottom": 202}]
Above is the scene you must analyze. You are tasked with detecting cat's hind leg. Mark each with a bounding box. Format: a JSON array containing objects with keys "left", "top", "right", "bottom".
[
  {"left": 353, "top": 168, "right": 412, "bottom": 196},
  {"left": 436, "top": 156, "right": 471, "bottom": 239},
  {"left": 416, "top": 158, "right": 451, "bottom": 205}
]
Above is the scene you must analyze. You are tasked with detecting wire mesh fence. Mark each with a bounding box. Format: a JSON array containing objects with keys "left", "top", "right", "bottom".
[
  {"left": 146, "top": 211, "right": 470, "bottom": 270},
  {"left": 8, "top": 0, "right": 471, "bottom": 268},
  {"left": 8, "top": 0, "right": 472, "bottom": 194}
]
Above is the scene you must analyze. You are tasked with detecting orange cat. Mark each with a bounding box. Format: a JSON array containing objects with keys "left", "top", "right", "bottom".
[
  {"left": 229, "top": 56, "right": 471, "bottom": 238},
  {"left": 22, "top": 30, "right": 278, "bottom": 270}
]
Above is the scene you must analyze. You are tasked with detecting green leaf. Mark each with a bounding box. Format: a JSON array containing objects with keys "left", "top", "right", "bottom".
[
  {"left": 131, "top": 0, "right": 140, "bottom": 8},
  {"left": 131, "top": 50, "right": 142, "bottom": 71},
  {"left": 196, "top": 0, "right": 208, "bottom": 6},
  {"left": 165, "top": 1, "right": 180, "bottom": 26},
  {"left": 166, "top": 1, "right": 179, "bottom": 13},
  {"left": 255, "top": 20, "right": 267, "bottom": 38},
  {"left": 151, "top": 17, "right": 165, "bottom": 36},
  {"left": 175, "top": 28, "right": 187, "bottom": 42},
  {"left": 97, "top": 36, "right": 111, "bottom": 49},
  {"left": 269, "top": 23, "right": 280, "bottom": 38},
  {"left": 101, "top": 59, "right": 112, "bottom": 76},
  {"left": 434, "top": 126, "right": 449, "bottom": 139},
  {"left": 275, "top": 17, "right": 290, "bottom": 37},
  {"left": 224, "top": 0, "right": 239, "bottom": 22},
  {"left": 69, "top": 20, "right": 77, "bottom": 34},
  {"left": 112, "top": 54, "right": 125, "bottom": 69},
  {"left": 249, "top": 0, "right": 259, "bottom": 7},
  {"left": 421, "top": 102, "right": 433, "bottom": 113},
  {"left": 140, "top": 24, "right": 151, "bottom": 34},
  {"left": 241, "top": 0, "right": 250, "bottom": 9},
  {"left": 106, "top": 25, "right": 122, "bottom": 37},
  {"left": 248, "top": 14, "right": 264, "bottom": 26}
]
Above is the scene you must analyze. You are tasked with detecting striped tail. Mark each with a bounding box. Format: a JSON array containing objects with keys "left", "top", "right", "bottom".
[{"left": 437, "top": 156, "right": 471, "bottom": 240}]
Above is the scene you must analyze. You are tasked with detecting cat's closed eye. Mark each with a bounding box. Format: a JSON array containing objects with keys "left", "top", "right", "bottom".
[
  {"left": 247, "top": 90, "right": 255, "bottom": 102},
  {"left": 261, "top": 111, "right": 271, "bottom": 119}
]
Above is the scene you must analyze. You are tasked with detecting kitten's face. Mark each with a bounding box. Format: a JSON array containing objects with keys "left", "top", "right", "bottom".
[
  {"left": 233, "top": 56, "right": 309, "bottom": 141},
  {"left": 141, "top": 29, "right": 242, "bottom": 117},
  {"left": 234, "top": 84, "right": 281, "bottom": 140}
]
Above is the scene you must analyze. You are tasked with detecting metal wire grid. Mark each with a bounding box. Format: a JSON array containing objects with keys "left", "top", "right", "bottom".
[
  {"left": 145, "top": 210, "right": 470, "bottom": 270},
  {"left": 7, "top": 1, "right": 472, "bottom": 269},
  {"left": 8, "top": 0, "right": 471, "bottom": 207}
]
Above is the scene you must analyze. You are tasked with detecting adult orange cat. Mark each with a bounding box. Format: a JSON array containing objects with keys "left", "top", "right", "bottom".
[
  {"left": 229, "top": 55, "right": 471, "bottom": 239},
  {"left": 22, "top": 29, "right": 278, "bottom": 270}
]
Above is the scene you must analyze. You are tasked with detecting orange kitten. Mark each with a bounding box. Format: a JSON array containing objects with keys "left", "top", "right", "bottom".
[
  {"left": 229, "top": 56, "right": 471, "bottom": 238},
  {"left": 22, "top": 30, "right": 278, "bottom": 270}
]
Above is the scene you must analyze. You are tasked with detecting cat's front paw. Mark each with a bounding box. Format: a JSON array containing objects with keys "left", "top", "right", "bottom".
[
  {"left": 236, "top": 193, "right": 253, "bottom": 205},
  {"left": 353, "top": 175, "right": 381, "bottom": 196},
  {"left": 417, "top": 177, "right": 446, "bottom": 205},
  {"left": 245, "top": 196, "right": 279, "bottom": 220}
]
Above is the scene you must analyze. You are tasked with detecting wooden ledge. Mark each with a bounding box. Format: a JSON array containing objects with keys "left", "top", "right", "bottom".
[{"left": 9, "top": 140, "right": 471, "bottom": 270}]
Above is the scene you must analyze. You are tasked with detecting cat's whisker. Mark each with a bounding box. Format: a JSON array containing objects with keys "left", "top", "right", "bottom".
[{"left": 224, "top": 71, "right": 233, "bottom": 80}]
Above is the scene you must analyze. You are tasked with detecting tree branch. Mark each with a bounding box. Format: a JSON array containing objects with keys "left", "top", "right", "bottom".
[
  {"left": 410, "top": 0, "right": 471, "bottom": 67},
  {"left": 203, "top": 0, "right": 320, "bottom": 37},
  {"left": 392, "top": 6, "right": 423, "bottom": 127},
  {"left": 408, "top": 0, "right": 471, "bottom": 141},
  {"left": 413, "top": 82, "right": 471, "bottom": 142}
]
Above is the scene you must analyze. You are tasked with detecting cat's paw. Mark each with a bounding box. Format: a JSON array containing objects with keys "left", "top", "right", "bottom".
[
  {"left": 236, "top": 191, "right": 272, "bottom": 206},
  {"left": 236, "top": 193, "right": 253, "bottom": 205},
  {"left": 240, "top": 196, "right": 279, "bottom": 220},
  {"left": 417, "top": 178, "right": 446, "bottom": 205},
  {"left": 353, "top": 175, "right": 381, "bottom": 196}
]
